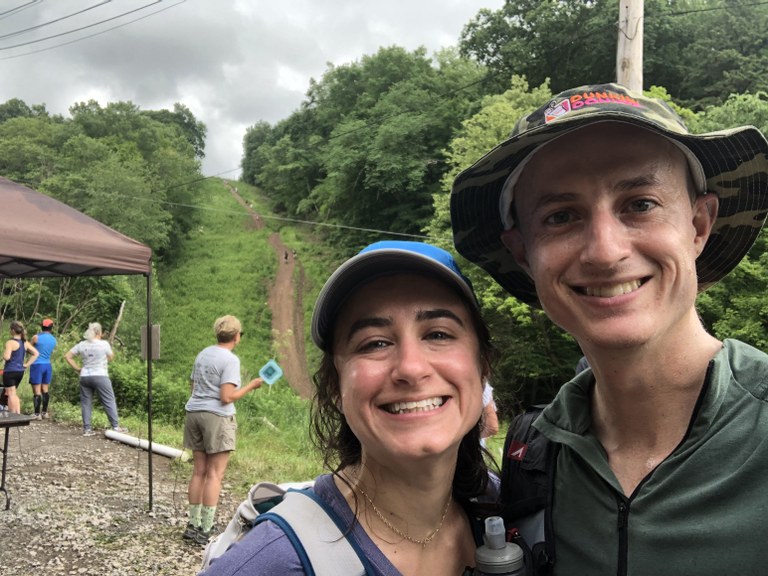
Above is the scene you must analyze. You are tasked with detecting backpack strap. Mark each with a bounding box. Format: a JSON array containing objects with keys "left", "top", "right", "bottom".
[
  {"left": 255, "top": 489, "right": 372, "bottom": 576},
  {"left": 201, "top": 481, "right": 291, "bottom": 570},
  {"left": 501, "top": 406, "right": 558, "bottom": 576}
]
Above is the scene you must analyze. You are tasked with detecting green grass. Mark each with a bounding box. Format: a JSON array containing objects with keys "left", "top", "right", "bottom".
[{"left": 156, "top": 178, "right": 276, "bottom": 371}]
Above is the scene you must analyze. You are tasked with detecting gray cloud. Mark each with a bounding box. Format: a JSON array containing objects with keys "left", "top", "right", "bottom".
[{"left": 0, "top": 0, "right": 502, "bottom": 177}]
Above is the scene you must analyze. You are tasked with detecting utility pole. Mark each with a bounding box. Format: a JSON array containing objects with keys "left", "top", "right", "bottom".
[{"left": 616, "top": 0, "right": 643, "bottom": 91}]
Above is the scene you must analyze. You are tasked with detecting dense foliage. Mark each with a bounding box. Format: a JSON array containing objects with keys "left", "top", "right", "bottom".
[
  {"left": 427, "top": 78, "right": 768, "bottom": 413},
  {"left": 241, "top": 46, "right": 490, "bottom": 251},
  {"left": 240, "top": 28, "right": 768, "bottom": 414}
]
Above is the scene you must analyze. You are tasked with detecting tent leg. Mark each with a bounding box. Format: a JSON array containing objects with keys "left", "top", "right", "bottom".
[{"left": 146, "top": 270, "right": 154, "bottom": 510}]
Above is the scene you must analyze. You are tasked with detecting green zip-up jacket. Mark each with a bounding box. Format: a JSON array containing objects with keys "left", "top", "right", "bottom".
[{"left": 535, "top": 339, "right": 768, "bottom": 576}]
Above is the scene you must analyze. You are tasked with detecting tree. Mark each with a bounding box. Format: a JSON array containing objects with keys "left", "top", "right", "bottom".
[
  {"left": 459, "top": 0, "right": 768, "bottom": 109},
  {"left": 144, "top": 103, "right": 207, "bottom": 159},
  {"left": 241, "top": 120, "right": 273, "bottom": 185},
  {"left": 689, "top": 91, "right": 768, "bottom": 349},
  {"left": 0, "top": 116, "right": 74, "bottom": 184},
  {"left": 459, "top": 1, "right": 618, "bottom": 95},
  {"left": 241, "top": 46, "right": 488, "bottom": 251},
  {"left": 0, "top": 98, "right": 33, "bottom": 123}
]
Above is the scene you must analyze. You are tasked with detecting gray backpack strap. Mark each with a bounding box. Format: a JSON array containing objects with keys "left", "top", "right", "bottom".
[
  {"left": 201, "top": 481, "right": 290, "bottom": 570},
  {"left": 270, "top": 491, "right": 367, "bottom": 576}
]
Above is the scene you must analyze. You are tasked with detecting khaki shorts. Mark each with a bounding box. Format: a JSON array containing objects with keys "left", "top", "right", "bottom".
[{"left": 183, "top": 411, "right": 237, "bottom": 454}]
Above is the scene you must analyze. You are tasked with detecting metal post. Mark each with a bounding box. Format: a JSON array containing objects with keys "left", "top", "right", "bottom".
[{"left": 146, "top": 270, "right": 154, "bottom": 510}]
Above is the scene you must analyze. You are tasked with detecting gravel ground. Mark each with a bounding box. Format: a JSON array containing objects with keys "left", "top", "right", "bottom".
[{"left": 0, "top": 418, "right": 238, "bottom": 576}]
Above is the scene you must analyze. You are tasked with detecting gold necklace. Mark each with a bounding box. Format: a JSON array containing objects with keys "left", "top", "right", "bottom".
[{"left": 356, "top": 485, "right": 452, "bottom": 548}]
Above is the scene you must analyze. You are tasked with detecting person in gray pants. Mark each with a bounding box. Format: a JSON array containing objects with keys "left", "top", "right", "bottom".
[{"left": 65, "top": 322, "right": 127, "bottom": 436}]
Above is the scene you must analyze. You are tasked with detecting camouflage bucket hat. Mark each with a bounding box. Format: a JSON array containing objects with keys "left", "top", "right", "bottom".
[{"left": 451, "top": 83, "right": 768, "bottom": 307}]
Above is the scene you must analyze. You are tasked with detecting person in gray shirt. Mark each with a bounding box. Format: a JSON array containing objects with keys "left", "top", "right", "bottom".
[{"left": 183, "top": 315, "right": 263, "bottom": 546}]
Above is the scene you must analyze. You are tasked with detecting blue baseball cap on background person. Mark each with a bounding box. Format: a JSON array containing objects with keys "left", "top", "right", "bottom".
[{"left": 311, "top": 240, "right": 479, "bottom": 351}]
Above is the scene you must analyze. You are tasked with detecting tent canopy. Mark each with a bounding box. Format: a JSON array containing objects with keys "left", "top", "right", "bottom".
[
  {"left": 0, "top": 176, "right": 157, "bottom": 508},
  {"left": 0, "top": 177, "right": 151, "bottom": 278}
]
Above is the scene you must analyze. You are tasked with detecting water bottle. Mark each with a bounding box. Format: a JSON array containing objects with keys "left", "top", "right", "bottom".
[{"left": 474, "top": 516, "right": 525, "bottom": 575}]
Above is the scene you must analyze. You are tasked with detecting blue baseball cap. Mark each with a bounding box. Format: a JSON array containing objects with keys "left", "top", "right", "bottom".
[{"left": 311, "top": 240, "right": 479, "bottom": 351}]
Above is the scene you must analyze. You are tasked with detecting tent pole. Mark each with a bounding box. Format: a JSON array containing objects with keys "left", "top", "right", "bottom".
[{"left": 146, "top": 269, "right": 154, "bottom": 510}]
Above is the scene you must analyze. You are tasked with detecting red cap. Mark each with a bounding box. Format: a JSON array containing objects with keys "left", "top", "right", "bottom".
[{"left": 41, "top": 319, "right": 54, "bottom": 328}]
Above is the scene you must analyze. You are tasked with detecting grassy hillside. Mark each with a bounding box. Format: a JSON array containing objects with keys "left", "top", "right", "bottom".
[
  {"left": 154, "top": 178, "right": 326, "bottom": 487},
  {"left": 157, "top": 178, "right": 276, "bottom": 374}
]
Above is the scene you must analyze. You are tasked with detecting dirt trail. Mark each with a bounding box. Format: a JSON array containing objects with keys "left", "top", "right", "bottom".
[{"left": 227, "top": 185, "right": 312, "bottom": 399}]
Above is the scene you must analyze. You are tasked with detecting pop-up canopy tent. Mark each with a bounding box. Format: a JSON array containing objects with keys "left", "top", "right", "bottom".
[{"left": 0, "top": 176, "right": 158, "bottom": 508}]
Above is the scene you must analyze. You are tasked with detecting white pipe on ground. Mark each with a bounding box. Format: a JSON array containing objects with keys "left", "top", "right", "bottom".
[{"left": 104, "top": 429, "right": 189, "bottom": 461}]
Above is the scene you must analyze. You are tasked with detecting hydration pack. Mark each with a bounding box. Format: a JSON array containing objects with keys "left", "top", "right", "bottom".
[{"left": 500, "top": 406, "right": 558, "bottom": 576}]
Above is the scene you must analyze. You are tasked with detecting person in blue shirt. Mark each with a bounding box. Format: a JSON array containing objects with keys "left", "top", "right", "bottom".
[{"left": 30, "top": 318, "right": 58, "bottom": 420}]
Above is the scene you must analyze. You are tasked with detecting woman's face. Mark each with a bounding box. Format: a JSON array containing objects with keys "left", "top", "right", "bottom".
[{"left": 332, "top": 273, "right": 485, "bottom": 466}]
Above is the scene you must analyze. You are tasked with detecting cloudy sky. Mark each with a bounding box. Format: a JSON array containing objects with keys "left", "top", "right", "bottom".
[{"left": 0, "top": 0, "right": 504, "bottom": 177}]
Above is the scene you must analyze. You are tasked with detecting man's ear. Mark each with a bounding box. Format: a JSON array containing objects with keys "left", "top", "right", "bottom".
[
  {"left": 692, "top": 193, "right": 719, "bottom": 256},
  {"left": 500, "top": 228, "right": 531, "bottom": 276}
]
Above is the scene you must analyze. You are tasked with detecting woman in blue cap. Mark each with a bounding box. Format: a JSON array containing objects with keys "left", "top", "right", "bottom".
[{"left": 203, "top": 240, "right": 498, "bottom": 575}]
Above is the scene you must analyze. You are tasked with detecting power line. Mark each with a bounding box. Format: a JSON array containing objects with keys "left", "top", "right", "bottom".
[
  {"left": 0, "top": 0, "right": 185, "bottom": 60},
  {"left": 0, "top": 0, "right": 164, "bottom": 51},
  {"left": 668, "top": 0, "right": 768, "bottom": 16},
  {"left": 0, "top": 0, "right": 112, "bottom": 41},
  {"left": 9, "top": 171, "right": 436, "bottom": 241},
  {"left": 82, "top": 185, "right": 439, "bottom": 241},
  {"left": 0, "top": 0, "right": 42, "bottom": 21}
]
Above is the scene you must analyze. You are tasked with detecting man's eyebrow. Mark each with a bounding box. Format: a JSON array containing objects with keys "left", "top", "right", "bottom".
[
  {"left": 527, "top": 174, "right": 661, "bottom": 212},
  {"left": 616, "top": 174, "right": 660, "bottom": 191},
  {"left": 416, "top": 308, "right": 465, "bottom": 326},
  {"left": 529, "top": 191, "right": 579, "bottom": 212}
]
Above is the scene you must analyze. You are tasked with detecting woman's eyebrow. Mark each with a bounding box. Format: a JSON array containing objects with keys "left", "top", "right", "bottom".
[
  {"left": 341, "top": 308, "right": 465, "bottom": 344},
  {"left": 416, "top": 308, "right": 465, "bottom": 326},
  {"left": 343, "top": 316, "right": 391, "bottom": 343}
]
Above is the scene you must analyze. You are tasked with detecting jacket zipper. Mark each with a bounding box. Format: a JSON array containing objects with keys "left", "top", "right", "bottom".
[{"left": 616, "top": 498, "right": 629, "bottom": 576}]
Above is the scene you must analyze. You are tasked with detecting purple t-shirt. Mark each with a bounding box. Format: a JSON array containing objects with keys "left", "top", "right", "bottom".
[{"left": 200, "top": 474, "right": 486, "bottom": 576}]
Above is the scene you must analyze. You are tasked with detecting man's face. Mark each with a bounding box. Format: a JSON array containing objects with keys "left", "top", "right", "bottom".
[{"left": 501, "top": 123, "right": 718, "bottom": 350}]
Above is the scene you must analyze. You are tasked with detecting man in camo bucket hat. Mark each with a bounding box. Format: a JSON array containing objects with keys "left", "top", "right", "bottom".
[
  {"left": 451, "top": 83, "right": 768, "bottom": 575},
  {"left": 452, "top": 83, "right": 768, "bottom": 306}
]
